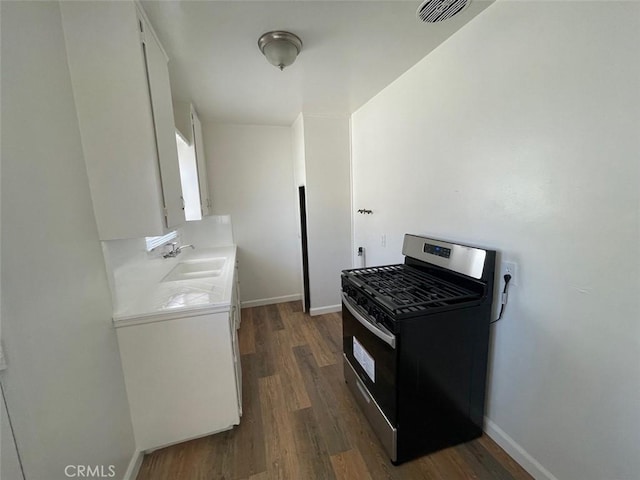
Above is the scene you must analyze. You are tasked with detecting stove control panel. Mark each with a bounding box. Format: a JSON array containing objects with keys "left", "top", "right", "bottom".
[
  {"left": 423, "top": 243, "right": 451, "bottom": 258},
  {"left": 403, "top": 234, "right": 489, "bottom": 280}
]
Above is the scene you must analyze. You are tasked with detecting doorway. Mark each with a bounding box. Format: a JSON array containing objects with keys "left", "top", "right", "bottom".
[{"left": 298, "top": 186, "right": 310, "bottom": 312}]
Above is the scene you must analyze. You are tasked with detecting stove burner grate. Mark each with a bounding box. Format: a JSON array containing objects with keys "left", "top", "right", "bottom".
[{"left": 346, "top": 264, "right": 480, "bottom": 315}]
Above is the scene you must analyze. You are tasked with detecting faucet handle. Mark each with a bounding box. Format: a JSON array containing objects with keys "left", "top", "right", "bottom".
[{"left": 162, "top": 242, "right": 178, "bottom": 259}]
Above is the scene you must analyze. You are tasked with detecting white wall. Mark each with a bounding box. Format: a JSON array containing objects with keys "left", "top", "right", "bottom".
[
  {"left": 0, "top": 1, "right": 3, "bottom": 470},
  {"left": 351, "top": 2, "right": 640, "bottom": 480},
  {"left": 205, "top": 124, "right": 301, "bottom": 306},
  {"left": 0, "top": 2, "right": 136, "bottom": 478},
  {"left": 291, "top": 114, "right": 306, "bottom": 187},
  {"left": 290, "top": 114, "right": 307, "bottom": 310},
  {"left": 180, "top": 215, "right": 235, "bottom": 248},
  {"left": 1, "top": 389, "right": 22, "bottom": 479},
  {"left": 302, "top": 115, "right": 352, "bottom": 314}
]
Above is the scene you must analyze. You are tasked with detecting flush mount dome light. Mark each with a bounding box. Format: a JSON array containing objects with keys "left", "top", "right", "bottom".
[
  {"left": 258, "top": 31, "right": 302, "bottom": 71},
  {"left": 417, "top": 0, "right": 470, "bottom": 22}
]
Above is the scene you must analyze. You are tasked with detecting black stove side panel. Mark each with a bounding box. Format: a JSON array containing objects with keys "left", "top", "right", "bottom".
[{"left": 395, "top": 304, "right": 491, "bottom": 463}]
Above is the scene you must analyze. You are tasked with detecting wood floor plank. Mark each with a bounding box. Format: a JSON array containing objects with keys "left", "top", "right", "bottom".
[
  {"left": 252, "top": 307, "right": 276, "bottom": 378},
  {"left": 293, "top": 344, "right": 352, "bottom": 455},
  {"left": 258, "top": 374, "right": 301, "bottom": 480},
  {"left": 137, "top": 435, "right": 220, "bottom": 480},
  {"left": 301, "top": 315, "right": 337, "bottom": 367},
  {"left": 238, "top": 307, "right": 256, "bottom": 354},
  {"left": 414, "top": 454, "right": 451, "bottom": 480},
  {"left": 457, "top": 440, "right": 518, "bottom": 480},
  {"left": 246, "top": 472, "right": 268, "bottom": 480},
  {"left": 231, "top": 353, "right": 267, "bottom": 478},
  {"left": 202, "top": 430, "right": 235, "bottom": 479},
  {"left": 136, "top": 303, "right": 534, "bottom": 480},
  {"left": 265, "top": 304, "right": 285, "bottom": 331},
  {"left": 330, "top": 448, "right": 374, "bottom": 480},
  {"left": 287, "top": 300, "right": 303, "bottom": 313},
  {"left": 292, "top": 407, "right": 337, "bottom": 480},
  {"left": 477, "top": 435, "right": 533, "bottom": 479},
  {"left": 277, "top": 304, "right": 307, "bottom": 347},
  {"left": 312, "top": 313, "right": 343, "bottom": 357},
  {"left": 272, "top": 328, "right": 312, "bottom": 411},
  {"left": 441, "top": 446, "right": 482, "bottom": 480}
]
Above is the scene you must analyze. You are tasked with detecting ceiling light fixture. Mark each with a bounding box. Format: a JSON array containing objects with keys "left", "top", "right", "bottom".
[
  {"left": 417, "top": 0, "right": 470, "bottom": 22},
  {"left": 258, "top": 31, "right": 302, "bottom": 71}
]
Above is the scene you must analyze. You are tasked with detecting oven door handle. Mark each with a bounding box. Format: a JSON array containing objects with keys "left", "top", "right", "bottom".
[{"left": 342, "top": 293, "right": 396, "bottom": 349}]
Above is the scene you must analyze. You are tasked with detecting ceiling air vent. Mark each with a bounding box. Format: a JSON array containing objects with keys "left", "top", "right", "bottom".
[{"left": 417, "top": 0, "right": 470, "bottom": 23}]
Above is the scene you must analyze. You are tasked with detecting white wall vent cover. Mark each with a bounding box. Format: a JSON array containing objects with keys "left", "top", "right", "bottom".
[{"left": 417, "top": 0, "right": 470, "bottom": 23}]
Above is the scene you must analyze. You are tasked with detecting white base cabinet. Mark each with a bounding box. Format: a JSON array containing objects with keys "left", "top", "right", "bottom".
[{"left": 116, "top": 308, "right": 241, "bottom": 452}]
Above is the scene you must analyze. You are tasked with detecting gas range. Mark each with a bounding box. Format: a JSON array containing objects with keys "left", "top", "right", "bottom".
[{"left": 341, "top": 234, "right": 496, "bottom": 464}]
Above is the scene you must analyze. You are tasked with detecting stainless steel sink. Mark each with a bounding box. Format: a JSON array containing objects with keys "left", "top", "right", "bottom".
[{"left": 161, "top": 258, "right": 226, "bottom": 282}]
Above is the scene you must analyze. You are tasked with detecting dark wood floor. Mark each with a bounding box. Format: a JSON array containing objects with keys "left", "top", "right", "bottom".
[{"left": 137, "top": 302, "right": 532, "bottom": 480}]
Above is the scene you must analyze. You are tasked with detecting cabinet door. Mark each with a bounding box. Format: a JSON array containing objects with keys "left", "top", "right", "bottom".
[
  {"left": 191, "top": 107, "right": 211, "bottom": 216},
  {"left": 229, "top": 305, "right": 243, "bottom": 416},
  {"left": 234, "top": 264, "right": 242, "bottom": 329},
  {"left": 230, "top": 270, "right": 242, "bottom": 414},
  {"left": 232, "top": 324, "right": 242, "bottom": 416},
  {"left": 60, "top": 1, "right": 167, "bottom": 239},
  {"left": 139, "top": 14, "right": 185, "bottom": 229},
  {"left": 117, "top": 313, "right": 240, "bottom": 451}
]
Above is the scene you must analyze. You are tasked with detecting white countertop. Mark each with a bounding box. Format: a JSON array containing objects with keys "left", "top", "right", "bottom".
[{"left": 113, "top": 245, "right": 236, "bottom": 327}]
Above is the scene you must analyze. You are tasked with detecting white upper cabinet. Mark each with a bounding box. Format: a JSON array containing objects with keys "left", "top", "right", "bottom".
[
  {"left": 139, "top": 13, "right": 185, "bottom": 230},
  {"left": 60, "top": 1, "right": 184, "bottom": 239},
  {"left": 174, "top": 102, "right": 211, "bottom": 218}
]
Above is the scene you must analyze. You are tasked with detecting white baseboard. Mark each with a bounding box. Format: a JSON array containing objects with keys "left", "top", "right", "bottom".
[
  {"left": 485, "top": 417, "right": 558, "bottom": 480},
  {"left": 122, "top": 449, "right": 143, "bottom": 480},
  {"left": 241, "top": 294, "right": 301, "bottom": 308},
  {"left": 309, "top": 304, "right": 342, "bottom": 316}
]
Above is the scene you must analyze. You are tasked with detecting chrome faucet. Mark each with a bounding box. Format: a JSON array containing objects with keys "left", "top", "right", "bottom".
[{"left": 163, "top": 242, "right": 195, "bottom": 258}]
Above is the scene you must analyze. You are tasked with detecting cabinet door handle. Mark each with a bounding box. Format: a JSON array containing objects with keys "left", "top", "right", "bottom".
[{"left": 342, "top": 293, "right": 396, "bottom": 348}]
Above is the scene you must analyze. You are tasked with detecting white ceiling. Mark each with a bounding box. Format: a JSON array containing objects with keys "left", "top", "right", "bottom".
[{"left": 141, "top": 0, "right": 493, "bottom": 126}]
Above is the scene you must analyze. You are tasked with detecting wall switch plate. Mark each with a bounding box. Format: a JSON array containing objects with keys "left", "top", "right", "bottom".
[{"left": 500, "top": 261, "right": 518, "bottom": 286}]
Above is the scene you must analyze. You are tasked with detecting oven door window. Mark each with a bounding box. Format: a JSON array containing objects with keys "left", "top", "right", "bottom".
[{"left": 342, "top": 301, "right": 397, "bottom": 424}]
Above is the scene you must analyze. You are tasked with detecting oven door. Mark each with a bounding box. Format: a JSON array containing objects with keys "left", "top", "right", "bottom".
[{"left": 342, "top": 293, "right": 397, "bottom": 425}]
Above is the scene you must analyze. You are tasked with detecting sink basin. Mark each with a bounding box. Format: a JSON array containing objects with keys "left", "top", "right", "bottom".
[{"left": 161, "top": 258, "right": 226, "bottom": 282}]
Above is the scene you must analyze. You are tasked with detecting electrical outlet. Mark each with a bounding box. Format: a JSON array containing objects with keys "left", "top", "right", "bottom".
[
  {"left": 500, "top": 261, "right": 518, "bottom": 286},
  {"left": 381, "top": 234, "right": 387, "bottom": 248}
]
